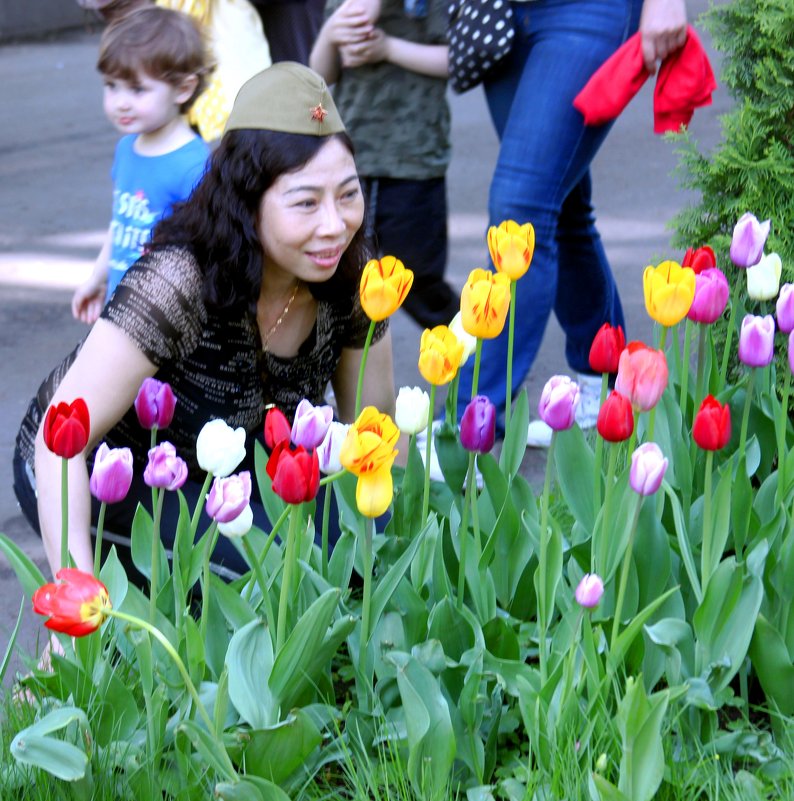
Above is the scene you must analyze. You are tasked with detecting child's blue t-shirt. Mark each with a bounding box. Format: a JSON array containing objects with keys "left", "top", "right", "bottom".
[{"left": 106, "top": 134, "right": 209, "bottom": 299}]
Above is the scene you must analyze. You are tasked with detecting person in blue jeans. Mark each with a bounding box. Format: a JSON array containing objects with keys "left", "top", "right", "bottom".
[{"left": 456, "top": 0, "right": 687, "bottom": 445}]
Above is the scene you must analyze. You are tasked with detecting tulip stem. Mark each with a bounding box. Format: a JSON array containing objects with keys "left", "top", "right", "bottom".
[
  {"left": 276, "top": 506, "right": 301, "bottom": 654},
  {"left": 319, "top": 469, "right": 345, "bottom": 486},
  {"left": 199, "top": 522, "right": 219, "bottom": 642},
  {"left": 242, "top": 536, "right": 276, "bottom": 636},
  {"left": 505, "top": 281, "right": 517, "bottom": 431},
  {"left": 456, "top": 451, "right": 476, "bottom": 612},
  {"left": 738, "top": 369, "right": 756, "bottom": 463},
  {"left": 447, "top": 373, "right": 460, "bottom": 427},
  {"left": 150, "top": 427, "right": 158, "bottom": 517},
  {"left": 701, "top": 450, "right": 715, "bottom": 592},
  {"left": 149, "top": 488, "right": 165, "bottom": 623},
  {"left": 422, "top": 385, "right": 437, "bottom": 525},
  {"left": 595, "top": 443, "right": 619, "bottom": 576},
  {"left": 93, "top": 502, "right": 107, "bottom": 578},
  {"left": 243, "top": 505, "right": 288, "bottom": 605},
  {"left": 321, "top": 482, "right": 332, "bottom": 579},
  {"left": 611, "top": 495, "right": 643, "bottom": 650},
  {"left": 561, "top": 608, "right": 585, "bottom": 711},
  {"left": 60, "top": 457, "right": 69, "bottom": 570},
  {"left": 777, "top": 368, "right": 792, "bottom": 503},
  {"left": 190, "top": 472, "right": 213, "bottom": 537},
  {"left": 592, "top": 374, "right": 609, "bottom": 516},
  {"left": 646, "top": 328, "right": 668, "bottom": 443},
  {"left": 680, "top": 319, "right": 693, "bottom": 415},
  {"left": 719, "top": 280, "right": 741, "bottom": 391},
  {"left": 354, "top": 321, "right": 377, "bottom": 419},
  {"left": 694, "top": 323, "right": 708, "bottom": 416},
  {"left": 537, "top": 431, "right": 556, "bottom": 684},
  {"left": 471, "top": 339, "right": 483, "bottom": 399},
  {"left": 358, "top": 517, "right": 374, "bottom": 710}
]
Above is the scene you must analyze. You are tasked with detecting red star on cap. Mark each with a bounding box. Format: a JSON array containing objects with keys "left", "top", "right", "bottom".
[{"left": 310, "top": 103, "right": 328, "bottom": 123}]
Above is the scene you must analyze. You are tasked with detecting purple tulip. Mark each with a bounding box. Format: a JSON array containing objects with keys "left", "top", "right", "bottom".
[
  {"left": 143, "top": 441, "right": 188, "bottom": 491},
  {"left": 291, "top": 399, "right": 334, "bottom": 450},
  {"left": 205, "top": 471, "right": 252, "bottom": 523},
  {"left": 134, "top": 378, "right": 176, "bottom": 430},
  {"left": 738, "top": 314, "right": 775, "bottom": 367},
  {"left": 629, "top": 442, "right": 668, "bottom": 496},
  {"left": 729, "top": 212, "right": 770, "bottom": 269},
  {"left": 776, "top": 283, "right": 794, "bottom": 335},
  {"left": 460, "top": 395, "right": 496, "bottom": 454},
  {"left": 575, "top": 573, "right": 604, "bottom": 609},
  {"left": 687, "top": 268, "right": 730, "bottom": 325},
  {"left": 538, "top": 375, "right": 580, "bottom": 432},
  {"left": 317, "top": 421, "right": 350, "bottom": 475},
  {"left": 89, "top": 443, "right": 133, "bottom": 504}
]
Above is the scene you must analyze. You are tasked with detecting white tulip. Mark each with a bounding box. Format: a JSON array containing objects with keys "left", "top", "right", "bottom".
[
  {"left": 746, "top": 252, "right": 782, "bottom": 301},
  {"left": 217, "top": 504, "right": 253, "bottom": 538},
  {"left": 395, "top": 386, "right": 430, "bottom": 435},
  {"left": 317, "top": 421, "right": 350, "bottom": 475},
  {"left": 196, "top": 418, "right": 246, "bottom": 477}
]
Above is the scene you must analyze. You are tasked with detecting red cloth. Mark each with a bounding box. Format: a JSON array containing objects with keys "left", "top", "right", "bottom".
[{"left": 573, "top": 25, "right": 717, "bottom": 134}]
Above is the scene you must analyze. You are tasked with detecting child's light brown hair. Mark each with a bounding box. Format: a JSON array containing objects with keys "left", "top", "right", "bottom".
[{"left": 97, "top": 5, "right": 211, "bottom": 113}]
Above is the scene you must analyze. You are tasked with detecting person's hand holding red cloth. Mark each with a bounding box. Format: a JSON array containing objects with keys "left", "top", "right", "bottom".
[{"left": 573, "top": 25, "right": 717, "bottom": 134}]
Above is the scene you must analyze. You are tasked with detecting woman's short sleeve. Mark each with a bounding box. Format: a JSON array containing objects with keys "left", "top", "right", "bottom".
[
  {"left": 344, "top": 292, "right": 389, "bottom": 348},
  {"left": 100, "top": 247, "right": 207, "bottom": 366}
]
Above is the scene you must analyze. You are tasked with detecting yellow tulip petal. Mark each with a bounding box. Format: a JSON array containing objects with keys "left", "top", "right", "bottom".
[{"left": 356, "top": 466, "right": 395, "bottom": 518}]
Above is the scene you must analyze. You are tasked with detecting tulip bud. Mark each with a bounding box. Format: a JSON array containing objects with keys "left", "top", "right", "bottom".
[
  {"left": 418, "top": 325, "right": 464, "bottom": 386},
  {"left": 359, "top": 256, "right": 414, "bottom": 321},
  {"left": 681, "top": 245, "right": 716, "bottom": 275},
  {"left": 134, "top": 378, "right": 176, "bottom": 430},
  {"left": 692, "top": 395, "right": 731, "bottom": 451},
  {"left": 589, "top": 323, "right": 625, "bottom": 374},
  {"left": 776, "top": 284, "right": 794, "bottom": 334},
  {"left": 460, "top": 268, "right": 511, "bottom": 339},
  {"left": 89, "top": 443, "right": 134, "bottom": 504},
  {"left": 266, "top": 441, "right": 320, "bottom": 504},
  {"left": 291, "top": 399, "right": 333, "bottom": 450},
  {"left": 43, "top": 398, "right": 91, "bottom": 459},
  {"left": 575, "top": 573, "right": 604, "bottom": 609},
  {"left": 738, "top": 314, "right": 775, "bottom": 368},
  {"left": 355, "top": 466, "right": 394, "bottom": 518},
  {"left": 687, "top": 268, "right": 730, "bottom": 325},
  {"left": 538, "top": 375, "right": 580, "bottom": 432},
  {"left": 264, "top": 407, "right": 291, "bottom": 450},
  {"left": 339, "top": 407, "right": 399, "bottom": 478},
  {"left": 205, "top": 471, "right": 252, "bottom": 523},
  {"left": 460, "top": 395, "right": 496, "bottom": 453},
  {"left": 143, "top": 441, "right": 188, "bottom": 490},
  {"left": 395, "top": 386, "right": 431, "bottom": 435},
  {"left": 487, "top": 219, "right": 535, "bottom": 281},
  {"left": 643, "top": 260, "right": 696, "bottom": 327},
  {"left": 218, "top": 505, "right": 254, "bottom": 538},
  {"left": 32, "top": 568, "right": 111, "bottom": 637},
  {"left": 448, "top": 312, "right": 478, "bottom": 366},
  {"left": 629, "top": 442, "right": 668, "bottom": 496},
  {"left": 596, "top": 391, "right": 634, "bottom": 442},
  {"left": 196, "top": 419, "right": 246, "bottom": 478},
  {"left": 746, "top": 252, "right": 782, "bottom": 301},
  {"left": 615, "top": 342, "right": 668, "bottom": 412},
  {"left": 730, "top": 212, "right": 770, "bottom": 268},
  {"left": 317, "top": 421, "right": 350, "bottom": 475}
]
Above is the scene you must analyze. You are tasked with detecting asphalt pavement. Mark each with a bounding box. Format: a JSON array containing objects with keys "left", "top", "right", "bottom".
[{"left": 0, "top": 3, "right": 728, "bottom": 668}]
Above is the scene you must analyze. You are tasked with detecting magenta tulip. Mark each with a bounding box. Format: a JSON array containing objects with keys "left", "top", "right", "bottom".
[
  {"left": 687, "top": 268, "right": 730, "bottom": 324},
  {"left": 575, "top": 573, "right": 604, "bottom": 609},
  {"left": 143, "top": 441, "right": 188, "bottom": 491},
  {"left": 776, "top": 283, "right": 794, "bottom": 335},
  {"left": 89, "top": 443, "right": 134, "bottom": 504},
  {"left": 205, "top": 471, "right": 252, "bottom": 523},
  {"left": 291, "top": 399, "right": 334, "bottom": 450},
  {"left": 729, "top": 212, "right": 770, "bottom": 269},
  {"left": 738, "top": 314, "right": 775, "bottom": 367},
  {"left": 629, "top": 442, "right": 668, "bottom": 496},
  {"left": 538, "top": 375, "right": 580, "bottom": 432},
  {"left": 460, "top": 395, "right": 496, "bottom": 453},
  {"left": 134, "top": 378, "right": 176, "bottom": 430}
]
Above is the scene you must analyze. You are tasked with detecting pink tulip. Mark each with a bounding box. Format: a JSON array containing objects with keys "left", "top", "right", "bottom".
[
  {"left": 291, "top": 399, "right": 334, "bottom": 450},
  {"left": 687, "top": 268, "right": 730, "bottom": 325},
  {"left": 460, "top": 395, "right": 496, "bottom": 453},
  {"left": 575, "top": 573, "right": 604, "bottom": 609},
  {"left": 776, "top": 284, "right": 794, "bottom": 335},
  {"left": 538, "top": 375, "right": 580, "bottom": 432},
  {"left": 615, "top": 342, "right": 668, "bottom": 412},
  {"left": 143, "top": 442, "right": 188, "bottom": 491},
  {"left": 205, "top": 471, "right": 252, "bottom": 524},
  {"left": 738, "top": 314, "right": 775, "bottom": 368},
  {"left": 134, "top": 378, "right": 176, "bottom": 430},
  {"left": 729, "top": 212, "right": 770, "bottom": 269},
  {"left": 629, "top": 442, "right": 668, "bottom": 496},
  {"left": 89, "top": 443, "right": 134, "bottom": 504}
]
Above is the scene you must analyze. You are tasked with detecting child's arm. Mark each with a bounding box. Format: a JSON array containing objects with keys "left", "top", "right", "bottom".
[
  {"left": 341, "top": 31, "right": 448, "bottom": 78},
  {"left": 310, "top": 0, "right": 376, "bottom": 83},
  {"left": 72, "top": 226, "right": 112, "bottom": 325}
]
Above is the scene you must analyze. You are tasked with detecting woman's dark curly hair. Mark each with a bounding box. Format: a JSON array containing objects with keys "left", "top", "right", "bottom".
[{"left": 151, "top": 129, "right": 370, "bottom": 312}]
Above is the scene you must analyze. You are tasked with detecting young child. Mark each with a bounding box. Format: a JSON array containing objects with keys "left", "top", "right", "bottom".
[
  {"left": 72, "top": 5, "right": 210, "bottom": 324},
  {"left": 309, "top": 0, "right": 459, "bottom": 329}
]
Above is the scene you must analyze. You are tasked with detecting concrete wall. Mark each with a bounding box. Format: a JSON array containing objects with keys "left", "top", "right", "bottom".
[{"left": 0, "top": 0, "right": 90, "bottom": 41}]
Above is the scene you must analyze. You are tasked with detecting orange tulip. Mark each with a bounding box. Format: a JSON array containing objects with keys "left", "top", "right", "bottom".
[
  {"left": 461, "top": 268, "right": 511, "bottom": 339},
  {"left": 418, "top": 325, "right": 464, "bottom": 386},
  {"left": 487, "top": 220, "right": 535, "bottom": 280},
  {"left": 32, "top": 568, "right": 111, "bottom": 637},
  {"left": 359, "top": 256, "right": 414, "bottom": 321}
]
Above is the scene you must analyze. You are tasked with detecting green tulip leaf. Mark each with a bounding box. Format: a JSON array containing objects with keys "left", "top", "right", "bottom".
[
  {"left": 500, "top": 389, "right": 529, "bottom": 480},
  {"left": 176, "top": 719, "right": 237, "bottom": 782},
  {"left": 554, "top": 425, "right": 596, "bottom": 532},
  {"left": 748, "top": 613, "right": 794, "bottom": 715},
  {"left": 215, "top": 777, "right": 292, "bottom": 801},
  {"left": 662, "top": 481, "right": 702, "bottom": 603},
  {"left": 593, "top": 772, "right": 632, "bottom": 801},
  {"left": 0, "top": 532, "right": 47, "bottom": 599},
  {"left": 226, "top": 618, "right": 277, "bottom": 729}
]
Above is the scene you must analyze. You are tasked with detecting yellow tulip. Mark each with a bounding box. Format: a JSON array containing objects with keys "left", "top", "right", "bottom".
[
  {"left": 355, "top": 464, "right": 395, "bottom": 518},
  {"left": 460, "top": 268, "right": 511, "bottom": 339},
  {"left": 359, "top": 256, "right": 414, "bottom": 321},
  {"left": 487, "top": 220, "right": 535, "bottom": 280},
  {"left": 643, "top": 260, "right": 696, "bottom": 327},
  {"left": 339, "top": 406, "right": 400, "bottom": 477},
  {"left": 418, "top": 325, "right": 465, "bottom": 386}
]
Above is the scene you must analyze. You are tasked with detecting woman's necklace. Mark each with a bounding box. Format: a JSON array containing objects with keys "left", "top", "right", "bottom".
[{"left": 261, "top": 282, "right": 300, "bottom": 352}]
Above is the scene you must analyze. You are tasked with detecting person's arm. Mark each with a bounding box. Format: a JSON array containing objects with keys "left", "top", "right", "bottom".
[
  {"left": 34, "top": 319, "right": 157, "bottom": 576},
  {"left": 310, "top": 0, "right": 377, "bottom": 83},
  {"left": 341, "top": 30, "right": 448, "bottom": 77},
  {"left": 638, "top": 0, "right": 688, "bottom": 74},
  {"left": 72, "top": 226, "right": 112, "bottom": 325}
]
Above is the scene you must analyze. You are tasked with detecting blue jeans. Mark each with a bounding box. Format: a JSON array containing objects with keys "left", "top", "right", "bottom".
[{"left": 457, "top": 0, "right": 642, "bottom": 428}]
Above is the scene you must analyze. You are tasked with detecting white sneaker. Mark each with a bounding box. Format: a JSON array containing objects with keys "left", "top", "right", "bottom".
[{"left": 526, "top": 373, "right": 602, "bottom": 448}]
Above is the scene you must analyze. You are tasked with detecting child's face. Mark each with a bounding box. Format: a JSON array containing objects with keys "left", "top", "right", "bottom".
[{"left": 102, "top": 71, "right": 189, "bottom": 138}]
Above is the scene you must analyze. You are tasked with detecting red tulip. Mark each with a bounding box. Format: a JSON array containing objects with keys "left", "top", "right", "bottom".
[
  {"left": 596, "top": 391, "right": 634, "bottom": 442},
  {"left": 681, "top": 245, "right": 716, "bottom": 275},
  {"left": 264, "top": 407, "right": 292, "bottom": 450},
  {"left": 692, "top": 395, "right": 731, "bottom": 451},
  {"left": 42, "top": 398, "right": 90, "bottom": 459},
  {"left": 589, "top": 323, "right": 625, "bottom": 374},
  {"left": 615, "top": 342, "right": 668, "bottom": 412},
  {"left": 32, "top": 568, "right": 111, "bottom": 637},
  {"left": 266, "top": 441, "right": 320, "bottom": 504}
]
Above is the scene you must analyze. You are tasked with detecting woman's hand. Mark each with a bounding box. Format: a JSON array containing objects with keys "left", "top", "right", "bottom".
[
  {"left": 639, "top": 0, "right": 688, "bottom": 74},
  {"left": 340, "top": 29, "right": 389, "bottom": 68}
]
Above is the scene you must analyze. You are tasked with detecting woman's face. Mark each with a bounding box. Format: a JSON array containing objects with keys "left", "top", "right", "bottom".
[{"left": 258, "top": 138, "right": 364, "bottom": 286}]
